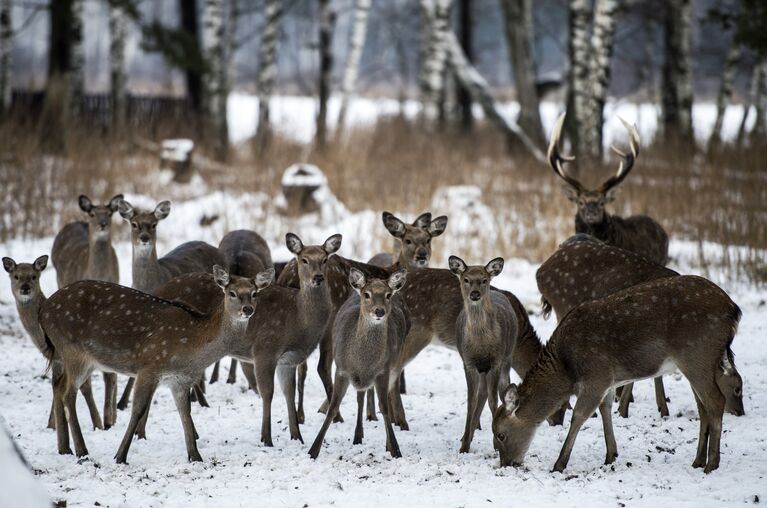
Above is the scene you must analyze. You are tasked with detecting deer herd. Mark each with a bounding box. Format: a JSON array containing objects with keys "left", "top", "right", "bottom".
[{"left": 3, "top": 114, "right": 745, "bottom": 475}]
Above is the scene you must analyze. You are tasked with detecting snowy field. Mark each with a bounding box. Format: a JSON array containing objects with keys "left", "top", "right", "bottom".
[{"left": 0, "top": 180, "right": 765, "bottom": 507}]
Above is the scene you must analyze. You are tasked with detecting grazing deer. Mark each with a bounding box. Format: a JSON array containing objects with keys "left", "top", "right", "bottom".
[
  {"left": 308, "top": 268, "right": 408, "bottom": 459},
  {"left": 3, "top": 256, "right": 105, "bottom": 430},
  {"left": 492, "top": 275, "right": 742, "bottom": 474},
  {"left": 39, "top": 266, "right": 269, "bottom": 463},
  {"left": 209, "top": 229, "right": 273, "bottom": 387},
  {"left": 449, "top": 256, "right": 517, "bottom": 453},
  {"left": 548, "top": 113, "right": 669, "bottom": 265},
  {"left": 116, "top": 199, "right": 225, "bottom": 410},
  {"left": 51, "top": 194, "right": 123, "bottom": 428}
]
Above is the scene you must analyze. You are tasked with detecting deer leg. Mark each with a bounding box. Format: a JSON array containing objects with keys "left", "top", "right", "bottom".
[
  {"left": 103, "top": 372, "right": 118, "bottom": 429},
  {"left": 135, "top": 390, "right": 155, "bottom": 440},
  {"left": 308, "top": 374, "right": 349, "bottom": 459},
  {"left": 255, "top": 358, "right": 277, "bottom": 447},
  {"left": 193, "top": 382, "right": 209, "bottom": 407},
  {"left": 170, "top": 382, "right": 203, "bottom": 462},
  {"left": 317, "top": 332, "right": 343, "bottom": 423},
  {"left": 53, "top": 371, "right": 71, "bottom": 455},
  {"left": 48, "top": 362, "right": 63, "bottom": 429},
  {"left": 691, "top": 393, "right": 710, "bottom": 469},
  {"left": 366, "top": 388, "right": 378, "bottom": 421},
  {"left": 296, "top": 361, "right": 307, "bottom": 424},
  {"left": 354, "top": 390, "right": 365, "bottom": 445},
  {"left": 399, "top": 370, "right": 407, "bottom": 394},
  {"left": 79, "top": 377, "right": 104, "bottom": 431},
  {"left": 474, "top": 376, "right": 487, "bottom": 431},
  {"left": 654, "top": 376, "right": 670, "bottom": 417},
  {"left": 277, "top": 364, "right": 303, "bottom": 443},
  {"left": 226, "top": 358, "right": 238, "bottom": 384},
  {"left": 599, "top": 389, "right": 619, "bottom": 465},
  {"left": 687, "top": 375, "right": 725, "bottom": 473},
  {"left": 209, "top": 361, "right": 221, "bottom": 384},
  {"left": 552, "top": 390, "right": 604, "bottom": 473},
  {"left": 63, "top": 375, "right": 88, "bottom": 458},
  {"left": 241, "top": 361, "right": 259, "bottom": 395},
  {"left": 388, "top": 369, "right": 409, "bottom": 430},
  {"left": 460, "top": 367, "right": 479, "bottom": 453},
  {"left": 117, "top": 377, "right": 134, "bottom": 410},
  {"left": 115, "top": 374, "right": 158, "bottom": 464},
  {"left": 486, "top": 370, "right": 501, "bottom": 416},
  {"left": 376, "top": 373, "right": 401, "bottom": 458},
  {"left": 618, "top": 382, "right": 634, "bottom": 418}
]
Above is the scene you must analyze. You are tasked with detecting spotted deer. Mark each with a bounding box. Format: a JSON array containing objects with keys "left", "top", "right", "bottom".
[
  {"left": 548, "top": 113, "right": 669, "bottom": 265},
  {"left": 308, "top": 268, "right": 408, "bottom": 459},
  {"left": 209, "top": 229, "right": 273, "bottom": 387},
  {"left": 3, "top": 256, "right": 105, "bottom": 430},
  {"left": 449, "top": 256, "right": 517, "bottom": 453},
  {"left": 537, "top": 234, "right": 745, "bottom": 419},
  {"left": 51, "top": 194, "right": 123, "bottom": 428},
  {"left": 492, "top": 275, "right": 742, "bottom": 474},
  {"left": 116, "top": 199, "right": 225, "bottom": 410},
  {"left": 39, "top": 265, "right": 268, "bottom": 463}
]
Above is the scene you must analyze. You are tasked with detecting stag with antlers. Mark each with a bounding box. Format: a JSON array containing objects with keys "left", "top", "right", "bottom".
[{"left": 548, "top": 114, "right": 669, "bottom": 265}]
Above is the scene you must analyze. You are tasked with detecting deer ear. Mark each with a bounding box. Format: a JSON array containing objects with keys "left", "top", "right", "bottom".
[
  {"left": 33, "top": 255, "right": 48, "bottom": 272},
  {"left": 255, "top": 268, "right": 275, "bottom": 291},
  {"left": 564, "top": 186, "right": 579, "bottom": 203},
  {"left": 388, "top": 269, "right": 407, "bottom": 292},
  {"left": 154, "top": 201, "right": 171, "bottom": 220},
  {"left": 502, "top": 384, "right": 520, "bottom": 412},
  {"left": 78, "top": 195, "right": 93, "bottom": 212},
  {"left": 485, "top": 257, "right": 504, "bottom": 278},
  {"left": 285, "top": 233, "right": 303, "bottom": 255},
  {"left": 720, "top": 352, "right": 735, "bottom": 375},
  {"left": 349, "top": 268, "right": 366, "bottom": 291},
  {"left": 213, "top": 265, "right": 230, "bottom": 289},
  {"left": 323, "top": 234, "right": 342, "bottom": 254},
  {"left": 118, "top": 199, "right": 134, "bottom": 220},
  {"left": 382, "top": 212, "right": 406, "bottom": 238},
  {"left": 2, "top": 257, "right": 16, "bottom": 273},
  {"left": 429, "top": 216, "right": 448, "bottom": 237},
  {"left": 109, "top": 194, "right": 124, "bottom": 212},
  {"left": 448, "top": 255, "right": 466, "bottom": 276},
  {"left": 413, "top": 212, "right": 432, "bottom": 228}
]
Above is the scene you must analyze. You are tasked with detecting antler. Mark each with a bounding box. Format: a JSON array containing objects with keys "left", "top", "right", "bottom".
[
  {"left": 599, "top": 117, "right": 641, "bottom": 193},
  {"left": 547, "top": 113, "right": 585, "bottom": 193}
]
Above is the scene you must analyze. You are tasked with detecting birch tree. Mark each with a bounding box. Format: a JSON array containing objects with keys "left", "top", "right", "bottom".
[
  {"left": 109, "top": 1, "right": 129, "bottom": 130},
  {"left": 316, "top": 0, "right": 335, "bottom": 150},
  {"left": 661, "top": 0, "right": 694, "bottom": 144},
  {"left": 203, "top": 0, "right": 228, "bottom": 160},
  {"left": 499, "top": 0, "right": 544, "bottom": 146},
  {"left": 565, "top": 0, "right": 591, "bottom": 162},
  {"left": 255, "top": 0, "right": 282, "bottom": 150},
  {"left": 68, "top": 0, "right": 86, "bottom": 122},
  {"left": 419, "top": 0, "right": 451, "bottom": 124},
  {"left": 0, "top": 0, "right": 11, "bottom": 117},
  {"left": 335, "top": 0, "right": 371, "bottom": 138},
  {"left": 708, "top": 41, "right": 741, "bottom": 150}
]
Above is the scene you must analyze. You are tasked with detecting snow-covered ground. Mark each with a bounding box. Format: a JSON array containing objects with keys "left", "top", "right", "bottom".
[{"left": 0, "top": 182, "right": 765, "bottom": 507}]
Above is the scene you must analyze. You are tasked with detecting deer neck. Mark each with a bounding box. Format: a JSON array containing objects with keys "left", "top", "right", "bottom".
[
  {"left": 16, "top": 292, "right": 48, "bottom": 354},
  {"left": 355, "top": 313, "right": 389, "bottom": 345},
  {"left": 132, "top": 242, "right": 162, "bottom": 293},
  {"left": 575, "top": 213, "right": 614, "bottom": 241},
  {"left": 298, "top": 280, "right": 331, "bottom": 329},
  {"left": 463, "top": 295, "right": 495, "bottom": 330},
  {"left": 86, "top": 232, "right": 112, "bottom": 279},
  {"left": 516, "top": 348, "right": 574, "bottom": 424}
]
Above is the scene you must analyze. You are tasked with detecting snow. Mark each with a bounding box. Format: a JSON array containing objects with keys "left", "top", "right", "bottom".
[
  {"left": 0, "top": 419, "right": 50, "bottom": 508},
  {"left": 0, "top": 183, "right": 765, "bottom": 507},
  {"left": 160, "top": 139, "right": 194, "bottom": 162}
]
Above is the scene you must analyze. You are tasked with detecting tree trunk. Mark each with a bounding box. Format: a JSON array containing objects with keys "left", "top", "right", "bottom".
[
  {"left": 203, "top": 0, "right": 228, "bottom": 160},
  {"left": 582, "top": 0, "right": 619, "bottom": 159},
  {"left": 661, "top": 0, "right": 694, "bottom": 145},
  {"left": 180, "top": 0, "right": 203, "bottom": 114},
  {"left": 68, "top": 0, "right": 85, "bottom": 122},
  {"left": 737, "top": 61, "right": 758, "bottom": 147},
  {"left": 419, "top": 0, "right": 452, "bottom": 124},
  {"left": 109, "top": 1, "right": 128, "bottom": 130},
  {"left": 564, "top": 0, "right": 591, "bottom": 165},
  {"left": 500, "top": 0, "right": 544, "bottom": 147},
  {"left": 336, "top": 0, "right": 371, "bottom": 138},
  {"left": 750, "top": 61, "right": 767, "bottom": 144},
  {"left": 446, "top": 32, "right": 545, "bottom": 162},
  {"left": 0, "top": 0, "right": 11, "bottom": 118},
  {"left": 457, "top": 0, "right": 473, "bottom": 130},
  {"left": 708, "top": 41, "right": 740, "bottom": 150},
  {"left": 255, "top": 0, "right": 282, "bottom": 152},
  {"left": 316, "top": 0, "right": 335, "bottom": 150}
]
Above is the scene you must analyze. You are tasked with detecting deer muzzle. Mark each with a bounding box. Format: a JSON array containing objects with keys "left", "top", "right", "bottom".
[
  {"left": 469, "top": 291, "right": 481, "bottom": 302},
  {"left": 242, "top": 305, "right": 255, "bottom": 318}
]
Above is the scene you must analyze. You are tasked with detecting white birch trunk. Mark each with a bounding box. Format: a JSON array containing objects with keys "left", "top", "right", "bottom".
[
  {"left": 336, "top": 0, "right": 371, "bottom": 137},
  {"left": 446, "top": 32, "right": 545, "bottom": 162},
  {"left": 566, "top": 0, "right": 591, "bottom": 161},
  {"left": 255, "top": 0, "right": 282, "bottom": 148},
  {"left": 203, "top": 0, "right": 228, "bottom": 159},
  {"left": 419, "top": 0, "right": 451, "bottom": 124},
  {"left": 68, "top": 0, "right": 85, "bottom": 122},
  {"left": 708, "top": 41, "right": 740, "bottom": 149},
  {"left": 109, "top": 1, "right": 128, "bottom": 129}
]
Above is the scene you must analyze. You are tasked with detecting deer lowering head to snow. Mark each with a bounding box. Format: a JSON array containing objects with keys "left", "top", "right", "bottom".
[
  {"left": 548, "top": 113, "right": 669, "bottom": 265},
  {"left": 308, "top": 268, "right": 408, "bottom": 459},
  {"left": 3, "top": 255, "right": 106, "bottom": 431},
  {"left": 39, "top": 265, "right": 269, "bottom": 463},
  {"left": 492, "top": 275, "right": 742, "bottom": 474},
  {"left": 368, "top": 212, "right": 448, "bottom": 270},
  {"left": 449, "top": 256, "right": 517, "bottom": 453}
]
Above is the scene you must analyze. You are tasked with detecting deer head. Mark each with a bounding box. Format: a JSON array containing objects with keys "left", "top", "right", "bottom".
[
  {"left": 286, "top": 233, "right": 342, "bottom": 288},
  {"left": 548, "top": 113, "right": 641, "bottom": 226},
  {"left": 349, "top": 267, "right": 407, "bottom": 322},
  {"left": 118, "top": 199, "right": 171, "bottom": 253},
  {"left": 492, "top": 384, "right": 537, "bottom": 467},
  {"left": 213, "top": 264, "right": 274, "bottom": 321},
  {"left": 382, "top": 211, "right": 448, "bottom": 268},
  {"left": 448, "top": 255, "right": 504, "bottom": 304},
  {"left": 3, "top": 255, "right": 48, "bottom": 304},
  {"left": 79, "top": 194, "right": 123, "bottom": 238},
  {"left": 718, "top": 351, "right": 745, "bottom": 416}
]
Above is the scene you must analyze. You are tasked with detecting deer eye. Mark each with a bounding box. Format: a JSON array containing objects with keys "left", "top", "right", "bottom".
[
  {"left": 426, "top": 238, "right": 431, "bottom": 244},
  {"left": 301, "top": 258, "right": 309, "bottom": 264},
  {"left": 31, "top": 275, "right": 37, "bottom": 281},
  {"left": 150, "top": 224, "right": 157, "bottom": 230},
  {"left": 385, "top": 293, "right": 391, "bottom": 300},
  {"left": 405, "top": 240, "right": 412, "bottom": 245},
  {"left": 131, "top": 222, "right": 138, "bottom": 229},
  {"left": 229, "top": 291, "right": 236, "bottom": 298},
  {"left": 463, "top": 278, "right": 469, "bottom": 284},
  {"left": 482, "top": 279, "right": 488, "bottom": 285},
  {"left": 734, "top": 387, "right": 742, "bottom": 396},
  {"left": 322, "top": 258, "right": 327, "bottom": 265},
  {"left": 497, "top": 433, "right": 506, "bottom": 442},
  {"left": 13, "top": 275, "right": 18, "bottom": 280},
  {"left": 364, "top": 293, "right": 371, "bottom": 300},
  {"left": 251, "top": 291, "right": 258, "bottom": 298}
]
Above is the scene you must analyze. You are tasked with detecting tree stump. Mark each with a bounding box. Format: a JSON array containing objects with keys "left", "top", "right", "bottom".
[{"left": 278, "top": 163, "right": 327, "bottom": 216}]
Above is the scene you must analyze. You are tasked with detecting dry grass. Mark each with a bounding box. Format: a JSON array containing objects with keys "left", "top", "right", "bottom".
[{"left": 1, "top": 114, "right": 765, "bottom": 282}]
